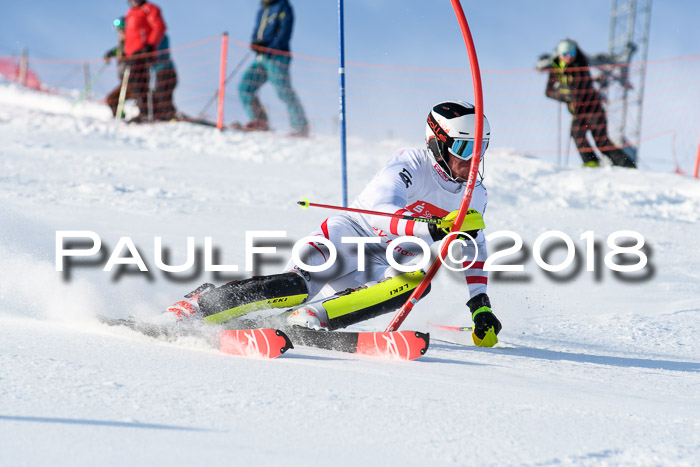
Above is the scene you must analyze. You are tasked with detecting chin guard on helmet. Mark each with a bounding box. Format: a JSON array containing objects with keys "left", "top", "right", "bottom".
[
  {"left": 427, "top": 136, "right": 454, "bottom": 180},
  {"left": 425, "top": 100, "right": 491, "bottom": 183}
]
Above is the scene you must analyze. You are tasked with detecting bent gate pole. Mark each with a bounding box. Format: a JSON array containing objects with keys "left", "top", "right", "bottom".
[{"left": 385, "top": 0, "right": 485, "bottom": 332}]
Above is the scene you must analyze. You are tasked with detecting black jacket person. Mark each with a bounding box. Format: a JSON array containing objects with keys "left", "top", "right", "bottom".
[{"left": 545, "top": 39, "right": 635, "bottom": 168}]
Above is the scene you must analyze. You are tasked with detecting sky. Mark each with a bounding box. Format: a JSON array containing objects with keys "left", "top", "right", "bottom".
[{"left": 2, "top": 0, "right": 699, "bottom": 70}]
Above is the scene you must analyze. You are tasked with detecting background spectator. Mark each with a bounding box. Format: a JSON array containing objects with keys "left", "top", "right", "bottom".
[
  {"left": 545, "top": 38, "right": 636, "bottom": 168},
  {"left": 124, "top": 0, "right": 166, "bottom": 122},
  {"left": 237, "top": 0, "right": 309, "bottom": 136},
  {"left": 152, "top": 34, "right": 178, "bottom": 121}
]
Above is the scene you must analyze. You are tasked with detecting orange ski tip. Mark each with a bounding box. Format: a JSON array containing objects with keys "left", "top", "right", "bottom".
[
  {"left": 356, "top": 330, "right": 429, "bottom": 360},
  {"left": 220, "top": 329, "right": 293, "bottom": 358}
]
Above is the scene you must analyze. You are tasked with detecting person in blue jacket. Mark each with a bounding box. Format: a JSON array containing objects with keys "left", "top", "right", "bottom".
[{"left": 237, "top": 0, "right": 309, "bottom": 136}]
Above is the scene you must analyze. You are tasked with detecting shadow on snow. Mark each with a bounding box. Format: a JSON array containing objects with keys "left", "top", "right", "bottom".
[
  {"left": 0, "top": 415, "right": 216, "bottom": 432},
  {"left": 471, "top": 345, "right": 699, "bottom": 372}
]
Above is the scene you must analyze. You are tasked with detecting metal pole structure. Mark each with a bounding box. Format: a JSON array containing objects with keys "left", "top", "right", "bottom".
[
  {"left": 694, "top": 135, "right": 700, "bottom": 179},
  {"left": 338, "top": 0, "right": 349, "bottom": 207},
  {"left": 147, "top": 72, "right": 154, "bottom": 121},
  {"left": 83, "top": 63, "right": 91, "bottom": 100},
  {"left": 19, "top": 48, "right": 28, "bottom": 86},
  {"left": 608, "top": 0, "right": 652, "bottom": 164},
  {"left": 608, "top": 0, "right": 617, "bottom": 51},
  {"left": 73, "top": 63, "right": 108, "bottom": 108},
  {"left": 198, "top": 51, "right": 251, "bottom": 117},
  {"left": 217, "top": 32, "right": 229, "bottom": 131},
  {"left": 557, "top": 102, "right": 562, "bottom": 165},
  {"left": 619, "top": 0, "right": 637, "bottom": 136},
  {"left": 633, "top": 0, "right": 652, "bottom": 159}
]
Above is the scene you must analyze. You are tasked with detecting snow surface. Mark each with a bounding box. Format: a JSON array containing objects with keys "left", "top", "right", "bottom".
[{"left": 1, "top": 82, "right": 699, "bottom": 466}]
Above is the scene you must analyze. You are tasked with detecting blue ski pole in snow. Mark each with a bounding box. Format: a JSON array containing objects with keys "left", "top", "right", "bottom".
[{"left": 338, "top": 0, "right": 348, "bottom": 207}]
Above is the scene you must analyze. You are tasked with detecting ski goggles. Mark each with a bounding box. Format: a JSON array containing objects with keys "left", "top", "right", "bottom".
[
  {"left": 448, "top": 138, "right": 489, "bottom": 160},
  {"left": 113, "top": 17, "right": 125, "bottom": 29},
  {"left": 561, "top": 50, "right": 577, "bottom": 57}
]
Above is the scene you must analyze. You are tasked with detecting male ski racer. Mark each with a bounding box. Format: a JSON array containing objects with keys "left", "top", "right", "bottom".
[{"left": 160, "top": 101, "right": 502, "bottom": 347}]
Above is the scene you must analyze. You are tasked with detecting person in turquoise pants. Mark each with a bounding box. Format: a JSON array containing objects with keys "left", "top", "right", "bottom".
[{"left": 238, "top": 0, "right": 309, "bottom": 137}]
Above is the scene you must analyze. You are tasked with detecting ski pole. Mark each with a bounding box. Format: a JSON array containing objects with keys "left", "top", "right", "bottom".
[
  {"left": 72, "top": 63, "right": 108, "bottom": 108},
  {"left": 198, "top": 51, "right": 252, "bottom": 116},
  {"left": 116, "top": 66, "right": 131, "bottom": 120},
  {"left": 427, "top": 323, "right": 472, "bottom": 332},
  {"left": 297, "top": 198, "right": 442, "bottom": 225}
]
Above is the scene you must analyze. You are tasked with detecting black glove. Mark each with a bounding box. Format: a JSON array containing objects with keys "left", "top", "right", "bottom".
[
  {"left": 139, "top": 44, "right": 155, "bottom": 60},
  {"left": 467, "top": 293, "right": 502, "bottom": 340},
  {"left": 429, "top": 223, "right": 479, "bottom": 242}
]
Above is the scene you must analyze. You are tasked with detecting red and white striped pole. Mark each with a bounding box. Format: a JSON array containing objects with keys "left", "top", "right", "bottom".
[
  {"left": 216, "top": 32, "right": 229, "bottom": 130},
  {"left": 385, "top": 0, "right": 485, "bottom": 331}
]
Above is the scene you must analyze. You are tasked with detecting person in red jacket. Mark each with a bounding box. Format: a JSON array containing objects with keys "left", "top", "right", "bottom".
[{"left": 124, "top": 0, "right": 167, "bottom": 122}]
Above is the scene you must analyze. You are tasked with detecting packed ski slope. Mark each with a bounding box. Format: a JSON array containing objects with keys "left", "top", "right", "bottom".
[{"left": 1, "top": 81, "right": 699, "bottom": 466}]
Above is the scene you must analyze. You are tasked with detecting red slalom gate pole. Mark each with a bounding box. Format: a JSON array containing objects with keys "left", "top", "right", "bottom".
[
  {"left": 216, "top": 32, "right": 229, "bottom": 130},
  {"left": 297, "top": 199, "right": 441, "bottom": 225},
  {"left": 385, "top": 0, "right": 485, "bottom": 332}
]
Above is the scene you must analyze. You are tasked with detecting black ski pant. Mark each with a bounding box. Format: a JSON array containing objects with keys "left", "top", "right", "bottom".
[
  {"left": 153, "top": 68, "right": 178, "bottom": 120},
  {"left": 571, "top": 108, "right": 636, "bottom": 167},
  {"left": 127, "top": 56, "right": 151, "bottom": 118}
]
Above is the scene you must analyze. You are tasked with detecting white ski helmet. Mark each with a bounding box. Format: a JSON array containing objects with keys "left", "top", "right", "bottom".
[
  {"left": 557, "top": 39, "right": 578, "bottom": 56},
  {"left": 425, "top": 100, "right": 491, "bottom": 182}
]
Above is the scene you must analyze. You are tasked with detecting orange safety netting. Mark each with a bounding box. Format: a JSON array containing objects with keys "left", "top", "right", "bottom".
[{"left": 1, "top": 36, "right": 698, "bottom": 173}]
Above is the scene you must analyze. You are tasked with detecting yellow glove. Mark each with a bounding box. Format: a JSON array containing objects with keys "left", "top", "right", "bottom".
[
  {"left": 468, "top": 293, "right": 501, "bottom": 348},
  {"left": 472, "top": 327, "right": 499, "bottom": 347},
  {"left": 436, "top": 209, "right": 485, "bottom": 235}
]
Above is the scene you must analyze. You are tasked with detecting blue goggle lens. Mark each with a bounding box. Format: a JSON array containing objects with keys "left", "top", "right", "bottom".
[{"left": 449, "top": 139, "right": 489, "bottom": 160}]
